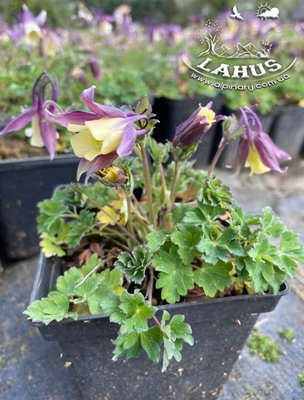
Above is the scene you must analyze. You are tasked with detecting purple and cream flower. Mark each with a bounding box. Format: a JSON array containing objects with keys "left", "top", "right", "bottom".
[
  {"left": 0, "top": 72, "right": 58, "bottom": 159},
  {"left": 235, "top": 106, "right": 291, "bottom": 175},
  {"left": 47, "top": 86, "right": 148, "bottom": 180},
  {"left": 10, "top": 4, "right": 47, "bottom": 46},
  {"left": 173, "top": 102, "right": 225, "bottom": 149}
]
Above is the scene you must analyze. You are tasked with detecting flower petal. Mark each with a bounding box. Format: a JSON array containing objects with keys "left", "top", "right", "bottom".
[
  {"left": 85, "top": 117, "right": 125, "bottom": 140},
  {"left": 40, "top": 120, "right": 58, "bottom": 160},
  {"left": 100, "top": 129, "right": 124, "bottom": 154},
  {"left": 0, "top": 108, "right": 37, "bottom": 135},
  {"left": 30, "top": 114, "right": 44, "bottom": 147},
  {"left": 71, "top": 128, "right": 102, "bottom": 161},
  {"left": 244, "top": 144, "right": 270, "bottom": 175},
  {"left": 254, "top": 133, "right": 290, "bottom": 173},
  {"left": 81, "top": 87, "right": 125, "bottom": 117},
  {"left": 116, "top": 124, "right": 137, "bottom": 157},
  {"left": 46, "top": 110, "right": 98, "bottom": 127},
  {"left": 85, "top": 152, "right": 117, "bottom": 183}
]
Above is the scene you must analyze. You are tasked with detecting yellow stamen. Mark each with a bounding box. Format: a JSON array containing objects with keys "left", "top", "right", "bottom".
[{"left": 197, "top": 107, "right": 215, "bottom": 125}]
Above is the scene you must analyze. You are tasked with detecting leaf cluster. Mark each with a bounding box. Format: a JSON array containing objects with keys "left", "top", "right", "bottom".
[
  {"left": 25, "top": 254, "right": 193, "bottom": 371},
  {"left": 147, "top": 178, "right": 304, "bottom": 302},
  {"left": 37, "top": 184, "right": 119, "bottom": 257}
]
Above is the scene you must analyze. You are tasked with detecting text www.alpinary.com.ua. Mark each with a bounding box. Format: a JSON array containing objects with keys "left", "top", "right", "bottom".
[{"left": 190, "top": 72, "right": 290, "bottom": 91}]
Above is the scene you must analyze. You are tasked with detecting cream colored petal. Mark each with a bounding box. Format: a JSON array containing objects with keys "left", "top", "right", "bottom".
[
  {"left": 245, "top": 145, "right": 270, "bottom": 176},
  {"left": 71, "top": 128, "right": 102, "bottom": 161},
  {"left": 100, "top": 129, "right": 123, "bottom": 154},
  {"left": 68, "top": 123, "right": 87, "bottom": 133},
  {"left": 86, "top": 117, "right": 125, "bottom": 140},
  {"left": 30, "top": 115, "right": 44, "bottom": 147}
]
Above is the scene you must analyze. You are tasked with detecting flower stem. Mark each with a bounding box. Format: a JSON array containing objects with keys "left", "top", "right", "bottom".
[
  {"left": 159, "top": 161, "right": 168, "bottom": 199},
  {"left": 169, "top": 160, "right": 180, "bottom": 209},
  {"left": 139, "top": 143, "right": 155, "bottom": 227},
  {"left": 147, "top": 265, "right": 154, "bottom": 307},
  {"left": 208, "top": 137, "right": 228, "bottom": 176},
  {"left": 126, "top": 195, "right": 136, "bottom": 242}
]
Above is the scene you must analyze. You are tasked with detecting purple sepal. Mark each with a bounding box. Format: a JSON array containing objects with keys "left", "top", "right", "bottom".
[{"left": 0, "top": 108, "right": 37, "bottom": 135}]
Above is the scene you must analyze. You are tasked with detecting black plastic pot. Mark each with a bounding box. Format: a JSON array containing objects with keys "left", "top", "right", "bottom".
[
  {"left": 270, "top": 105, "right": 304, "bottom": 158},
  {"left": 152, "top": 96, "right": 224, "bottom": 167},
  {"left": 0, "top": 155, "right": 78, "bottom": 261},
  {"left": 28, "top": 255, "right": 288, "bottom": 400}
]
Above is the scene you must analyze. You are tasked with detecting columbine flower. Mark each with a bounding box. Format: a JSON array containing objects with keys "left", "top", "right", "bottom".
[
  {"left": 0, "top": 72, "right": 58, "bottom": 159},
  {"left": 47, "top": 86, "right": 148, "bottom": 180},
  {"left": 235, "top": 107, "right": 291, "bottom": 175},
  {"left": 172, "top": 102, "right": 225, "bottom": 149},
  {"left": 11, "top": 5, "right": 47, "bottom": 46}
]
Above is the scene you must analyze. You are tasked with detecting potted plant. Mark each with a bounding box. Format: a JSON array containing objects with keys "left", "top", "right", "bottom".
[
  {"left": 24, "top": 87, "right": 304, "bottom": 399},
  {"left": 0, "top": 71, "right": 80, "bottom": 261}
]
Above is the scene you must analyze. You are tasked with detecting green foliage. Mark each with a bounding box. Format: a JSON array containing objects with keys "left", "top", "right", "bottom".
[
  {"left": 171, "top": 225, "right": 201, "bottom": 264},
  {"left": 25, "top": 292, "right": 78, "bottom": 325},
  {"left": 37, "top": 184, "right": 123, "bottom": 257},
  {"left": 25, "top": 254, "right": 193, "bottom": 371},
  {"left": 113, "top": 309, "right": 193, "bottom": 372},
  {"left": 277, "top": 328, "right": 295, "bottom": 342},
  {"left": 146, "top": 229, "right": 168, "bottom": 252},
  {"left": 193, "top": 261, "right": 233, "bottom": 297},
  {"left": 298, "top": 374, "right": 304, "bottom": 387},
  {"left": 152, "top": 246, "right": 194, "bottom": 303},
  {"left": 247, "top": 330, "right": 283, "bottom": 362},
  {"left": 149, "top": 178, "right": 302, "bottom": 300},
  {"left": 114, "top": 245, "right": 150, "bottom": 284}
]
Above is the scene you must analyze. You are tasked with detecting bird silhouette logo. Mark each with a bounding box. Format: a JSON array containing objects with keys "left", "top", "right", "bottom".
[{"left": 230, "top": 5, "right": 244, "bottom": 21}]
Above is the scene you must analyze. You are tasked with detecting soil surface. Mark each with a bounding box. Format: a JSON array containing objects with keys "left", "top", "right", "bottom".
[{"left": 0, "top": 136, "right": 47, "bottom": 159}]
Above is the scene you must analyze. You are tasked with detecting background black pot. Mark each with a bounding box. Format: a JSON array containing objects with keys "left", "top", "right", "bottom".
[
  {"left": 0, "top": 155, "right": 78, "bottom": 261},
  {"left": 270, "top": 104, "right": 304, "bottom": 158},
  {"left": 28, "top": 255, "right": 288, "bottom": 400},
  {"left": 152, "top": 95, "right": 224, "bottom": 167}
]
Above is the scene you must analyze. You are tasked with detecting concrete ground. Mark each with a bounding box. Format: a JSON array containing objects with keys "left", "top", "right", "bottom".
[{"left": 1, "top": 161, "right": 304, "bottom": 400}]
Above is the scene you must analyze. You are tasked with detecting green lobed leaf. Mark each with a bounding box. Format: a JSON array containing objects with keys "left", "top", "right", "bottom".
[
  {"left": 146, "top": 229, "right": 168, "bottom": 252},
  {"left": 56, "top": 267, "right": 84, "bottom": 295},
  {"left": 66, "top": 209, "right": 96, "bottom": 248},
  {"left": 119, "top": 291, "right": 156, "bottom": 334},
  {"left": 153, "top": 246, "right": 194, "bottom": 304},
  {"left": 171, "top": 225, "right": 201, "bottom": 264},
  {"left": 261, "top": 207, "right": 286, "bottom": 237},
  {"left": 193, "top": 261, "right": 233, "bottom": 297},
  {"left": 24, "top": 292, "right": 78, "bottom": 325},
  {"left": 40, "top": 233, "right": 66, "bottom": 258}
]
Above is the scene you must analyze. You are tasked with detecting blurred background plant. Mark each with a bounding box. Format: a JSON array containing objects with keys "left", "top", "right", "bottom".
[{"left": 0, "top": 0, "right": 303, "bottom": 158}]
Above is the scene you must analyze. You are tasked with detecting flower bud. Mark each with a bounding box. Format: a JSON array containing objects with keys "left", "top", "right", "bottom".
[
  {"left": 96, "top": 166, "right": 127, "bottom": 185},
  {"left": 172, "top": 102, "right": 224, "bottom": 149}
]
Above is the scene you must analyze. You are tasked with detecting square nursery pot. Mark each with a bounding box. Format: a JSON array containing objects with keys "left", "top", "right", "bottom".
[
  {"left": 270, "top": 104, "right": 304, "bottom": 158},
  {"left": 152, "top": 95, "right": 224, "bottom": 167},
  {"left": 28, "top": 255, "right": 288, "bottom": 400},
  {"left": 0, "top": 155, "right": 78, "bottom": 261},
  {"left": 217, "top": 107, "right": 276, "bottom": 168}
]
